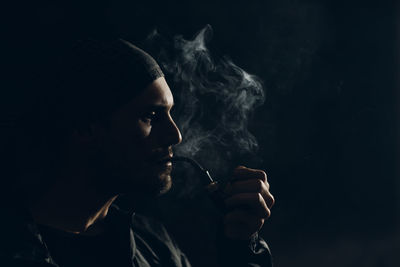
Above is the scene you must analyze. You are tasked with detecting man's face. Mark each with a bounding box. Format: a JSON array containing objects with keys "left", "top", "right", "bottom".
[{"left": 93, "top": 77, "right": 182, "bottom": 196}]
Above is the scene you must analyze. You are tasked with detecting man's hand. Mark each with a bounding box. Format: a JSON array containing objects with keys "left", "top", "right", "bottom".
[{"left": 222, "top": 166, "right": 275, "bottom": 240}]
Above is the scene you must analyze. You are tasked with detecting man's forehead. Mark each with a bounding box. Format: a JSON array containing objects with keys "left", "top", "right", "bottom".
[{"left": 135, "top": 77, "right": 174, "bottom": 107}]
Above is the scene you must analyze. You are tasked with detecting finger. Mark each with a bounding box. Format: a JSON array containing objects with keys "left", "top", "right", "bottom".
[
  {"left": 232, "top": 166, "right": 268, "bottom": 183},
  {"left": 224, "top": 179, "right": 275, "bottom": 208},
  {"left": 224, "top": 193, "right": 271, "bottom": 218},
  {"left": 224, "top": 210, "right": 264, "bottom": 240},
  {"left": 266, "top": 192, "right": 275, "bottom": 208}
]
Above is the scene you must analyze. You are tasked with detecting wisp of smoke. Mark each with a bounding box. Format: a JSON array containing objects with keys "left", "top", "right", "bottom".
[{"left": 144, "top": 25, "right": 265, "bottom": 195}]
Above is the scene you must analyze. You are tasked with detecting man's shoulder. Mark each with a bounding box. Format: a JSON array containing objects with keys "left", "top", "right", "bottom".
[
  {"left": 109, "top": 204, "right": 191, "bottom": 266},
  {"left": 110, "top": 204, "right": 175, "bottom": 244}
]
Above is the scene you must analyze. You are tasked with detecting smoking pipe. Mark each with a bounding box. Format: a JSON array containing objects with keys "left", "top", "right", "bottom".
[{"left": 168, "top": 156, "right": 226, "bottom": 210}]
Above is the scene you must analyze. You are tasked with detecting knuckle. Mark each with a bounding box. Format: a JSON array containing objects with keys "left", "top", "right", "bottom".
[
  {"left": 255, "top": 179, "right": 264, "bottom": 192},
  {"left": 269, "top": 194, "right": 275, "bottom": 206},
  {"left": 264, "top": 208, "right": 271, "bottom": 218},
  {"left": 256, "top": 193, "right": 264, "bottom": 203},
  {"left": 265, "top": 181, "right": 270, "bottom": 190},
  {"left": 257, "top": 170, "right": 267, "bottom": 182},
  {"left": 233, "top": 166, "right": 246, "bottom": 175}
]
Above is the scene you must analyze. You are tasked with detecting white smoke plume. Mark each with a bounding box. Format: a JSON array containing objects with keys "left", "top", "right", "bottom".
[{"left": 144, "top": 25, "right": 265, "bottom": 194}]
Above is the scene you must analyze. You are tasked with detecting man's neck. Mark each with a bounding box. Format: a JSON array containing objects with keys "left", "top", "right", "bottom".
[{"left": 29, "top": 174, "right": 118, "bottom": 235}]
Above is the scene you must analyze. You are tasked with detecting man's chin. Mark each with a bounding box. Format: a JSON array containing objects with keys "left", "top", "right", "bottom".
[
  {"left": 118, "top": 168, "right": 172, "bottom": 196},
  {"left": 148, "top": 164, "right": 172, "bottom": 194}
]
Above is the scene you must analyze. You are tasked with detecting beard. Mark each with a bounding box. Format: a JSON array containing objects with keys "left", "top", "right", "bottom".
[
  {"left": 92, "top": 141, "right": 174, "bottom": 197},
  {"left": 96, "top": 157, "right": 173, "bottom": 197},
  {"left": 130, "top": 163, "right": 173, "bottom": 196}
]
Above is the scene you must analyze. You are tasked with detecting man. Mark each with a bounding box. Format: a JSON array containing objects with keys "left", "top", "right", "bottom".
[{"left": 1, "top": 39, "right": 274, "bottom": 266}]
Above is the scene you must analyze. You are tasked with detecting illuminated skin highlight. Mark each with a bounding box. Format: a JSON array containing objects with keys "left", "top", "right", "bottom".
[
  {"left": 29, "top": 76, "right": 275, "bottom": 241},
  {"left": 223, "top": 166, "right": 275, "bottom": 240},
  {"left": 94, "top": 76, "right": 182, "bottom": 196},
  {"left": 29, "top": 77, "right": 181, "bottom": 234}
]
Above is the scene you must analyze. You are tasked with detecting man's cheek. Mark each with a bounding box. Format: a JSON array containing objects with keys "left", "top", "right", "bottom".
[{"left": 135, "top": 121, "right": 152, "bottom": 137}]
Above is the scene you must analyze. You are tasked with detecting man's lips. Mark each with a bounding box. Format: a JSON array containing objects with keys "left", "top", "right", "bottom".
[{"left": 145, "top": 153, "right": 174, "bottom": 164}]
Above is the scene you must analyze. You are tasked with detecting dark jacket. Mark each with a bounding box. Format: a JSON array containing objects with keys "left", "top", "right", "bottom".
[{"left": 0, "top": 203, "right": 273, "bottom": 267}]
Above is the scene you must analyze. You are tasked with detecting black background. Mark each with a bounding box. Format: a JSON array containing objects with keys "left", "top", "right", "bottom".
[{"left": 1, "top": 0, "right": 399, "bottom": 266}]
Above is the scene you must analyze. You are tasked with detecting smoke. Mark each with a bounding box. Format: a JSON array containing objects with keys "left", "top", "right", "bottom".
[{"left": 145, "top": 26, "right": 265, "bottom": 189}]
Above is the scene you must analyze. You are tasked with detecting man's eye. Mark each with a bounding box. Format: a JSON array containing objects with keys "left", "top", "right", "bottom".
[{"left": 141, "top": 111, "right": 157, "bottom": 123}]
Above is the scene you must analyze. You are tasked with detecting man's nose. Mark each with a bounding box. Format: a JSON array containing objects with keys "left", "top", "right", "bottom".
[{"left": 160, "top": 116, "right": 182, "bottom": 147}]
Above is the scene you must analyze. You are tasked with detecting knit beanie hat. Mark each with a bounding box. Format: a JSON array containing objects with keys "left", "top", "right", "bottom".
[{"left": 47, "top": 39, "right": 164, "bottom": 129}]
